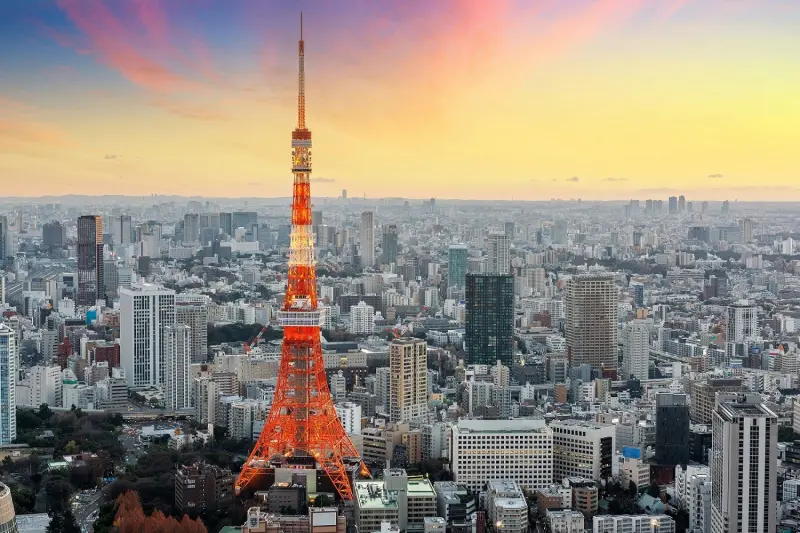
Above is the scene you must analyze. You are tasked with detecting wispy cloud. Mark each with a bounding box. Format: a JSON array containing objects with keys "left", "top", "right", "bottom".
[
  {"left": 604, "top": 177, "right": 628, "bottom": 182},
  {"left": 566, "top": 176, "right": 580, "bottom": 182},
  {"left": 708, "top": 173, "right": 724, "bottom": 179}
]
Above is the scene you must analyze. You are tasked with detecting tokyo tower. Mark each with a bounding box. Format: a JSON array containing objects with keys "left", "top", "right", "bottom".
[{"left": 236, "top": 14, "right": 366, "bottom": 500}]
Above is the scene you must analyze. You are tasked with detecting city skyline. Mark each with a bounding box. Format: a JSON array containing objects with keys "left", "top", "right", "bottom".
[{"left": 2, "top": 0, "right": 799, "bottom": 200}]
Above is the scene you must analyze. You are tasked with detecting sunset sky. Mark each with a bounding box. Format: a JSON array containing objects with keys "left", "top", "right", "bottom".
[{"left": 1, "top": 0, "right": 798, "bottom": 201}]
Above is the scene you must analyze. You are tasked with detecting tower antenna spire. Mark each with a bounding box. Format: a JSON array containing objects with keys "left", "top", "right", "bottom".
[{"left": 297, "top": 12, "right": 305, "bottom": 129}]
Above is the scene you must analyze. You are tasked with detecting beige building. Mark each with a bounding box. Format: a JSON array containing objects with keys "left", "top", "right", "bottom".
[
  {"left": 0, "top": 483, "right": 17, "bottom": 533},
  {"left": 690, "top": 379, "right": 745, "bottom": 424},
  {"left": 389, "top": 338, "right": 428, "bottom": 423},
  {"left": 565, "top": 274, "right": 619, "bottom": 376}
]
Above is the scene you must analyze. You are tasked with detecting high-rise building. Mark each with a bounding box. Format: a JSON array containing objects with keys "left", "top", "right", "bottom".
[
  {"left": 711, "top": 393, "right": 777, "bottom": 533},
  {"left": 175, "top": 462, "right": 234, "bottom": 514},
  {"left": 465, "top": 273, "right": 514, "bottom": 366},
  {"left": 219, "top": 212, "right": 233, "bottom": 236},
  {"left": 176, "top": 295, "right": 209, "bottom": 364},
  {"left": 551, "top": 419, "right": 614, "bottom": 482},
  {"left": 504, "top": 221, "right": 515, "bottom": 240},
  {"left": 120, "top": 284, "right": 176, "bottom": 388},
  {"left": 360, "top": 211, "right": 375, "bottom": 268},
  {"left": 111, "top": 215, "right": 132, "bottom": 246},
  {"left": 42, "top": 221, "right": 66, "bottom": 249},
  {"left": 678, "top": 195, "right": 686, "bottom": 212},
  {"left": 668, "top": 196, "right": 678, "bottom": 214},
  {"left": 739, "top": 218, "right": 754, "bottom": 243},
  {"left": 622, "top": 320, "right": 649, "bottom": 381},
  {"left": 381, "top": 224, "right": 398, "bottom": 265},
  {"left": 726, "top": 300, "right": 757, "bottom": 343},
  {"left": 0, "top": 324, "right": 17, "bottom": 445},
  {"left": 654, "top": 393, "right": 689, "bottom": 466},
  {"left": 487, "top": 231, "right": 510, "bottom": 274},
  {"left": 565, "top": 274, "right": 619, "bottom": 377},
  {"left": 389, "top": 338, "right": 428, "bottom": 423},
  {"left": 164, "top": 324, "right": 191, "bottom": 410},
  {"left": 451, "top": 419, "right": 553, "bottom": 493},
  {"left": 447, "top": 245, "right": 468, "bottom": 293},
  {"left": 0, "top": 216, "right": 8, "bottom": 269},
  {"left": 77, "top": 215, "right": 104, "bottom": 305},
  {"left": 183, "top": 213, "right": 200, "bottom": 244},
  {"left": 349, "top": 301, "right": 375, "bottom": 335}
]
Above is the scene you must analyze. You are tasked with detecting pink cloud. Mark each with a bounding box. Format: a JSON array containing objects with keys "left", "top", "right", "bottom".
[{"left": 0, "top": 117, "right": 71, "bottom": 147}]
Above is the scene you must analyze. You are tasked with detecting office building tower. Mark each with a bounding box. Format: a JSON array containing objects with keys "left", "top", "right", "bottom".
[
  {"left": 77, "top": 215, "right": 104, "bottom": 305},
  {"left": 219, "top": 212, "right": 233, "bottom": 236},
  {"left": 447, "top": 245, "right": 468, "bottom": 293},
  {"left": 0, "top": 216, "right": 7, "bottom": 269},
  {"left": 632, "top": 283, "right": 644, "bottom": 308},
  {"left": 739, "top": 218, "right": 754, "bottom": 243},
  {"left": 726, "top": 300, "right": 757, "bottom": 343},
  {"left": 42, "top": 221, "right": 66, "bottom": 249},
  {"left": 721, "top": 200, "right": 730, "bottom": 214},
  {"left": 381, "top": 224, "right": 398, "bottom": 265},
  {"left": 552, "top": 220, "right": 568, "bottom": 245},
  {"left": 232, "top": 212, "right": 258, "bottom": 234},
  {"left": 622, "top": 320, "right": 650, "bottom": 381},
  {"left": 690, "top": 379, "right": 745, "bottom": 424},
  {"left": 183, "top": 213, "right": 200, "bottom": 244},
  {"left": 504, "top": 221, "right": 515, "bottom": 240},
  {"left": 551, "top": 420, "right": 614, "bottom": 482},
  {"left": 487, "top": 231, "right": 510, "bottom": 274},
  {"left": 711, "top": 393, "right": 777, "bottom": 533},
  {"left": 120, "top": 284, "right": 176, "bottom": 388},
  {"left": 176, "top": 296, "right": 209, "bottom": 364},
  {"left": 654, "top": 393, "right": 689, "bottom": 466},
  {"left": 678, "top": 195, "right": 686, "bottom": 212},
  {"left": 389, "top": 338, "right": 428, "bottom": 423},
  {"left": 164, "top": 324, "right": 191, "bottom": 410},
  {"left": 0, "top": 324, "right": 16, "bottom": 444},
  {"left": 111, "top": 215, "right": 132, "bottom": 246},
  {"left": 451, "top": 419, "right": 553, "bottom": 493},
  {"left": 565, "top": 274, "right": 619, "bottom": 377},
  {"left": 668, "top": 196, "right": 678, "bottom": 214},
  {"left": 360, "top": 211, "right": 375, "bottom": 267},
  {"left": 465, "top": 273, "right": 514, "bottom": 366}
]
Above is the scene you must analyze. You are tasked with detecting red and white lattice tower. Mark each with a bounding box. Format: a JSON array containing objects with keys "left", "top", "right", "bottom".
[{"left": 235, "top": 14, "right": 366, "bottom": 501}]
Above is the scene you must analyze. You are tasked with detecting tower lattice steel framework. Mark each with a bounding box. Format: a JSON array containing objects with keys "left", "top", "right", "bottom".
[{"left": 236, "top": 14, "right": 366, "bottom": 501}]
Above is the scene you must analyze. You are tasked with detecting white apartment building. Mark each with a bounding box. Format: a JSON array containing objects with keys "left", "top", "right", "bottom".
[
  {"left": 593, "top": 515, "right": 675, "bottom": 533},
  {"left": 175, "top": 294, "right": 209, "bottom": 364},
  {"left": 350, "top": 301, "right": 375, "bottom": 334},
  {"left": 686, "top": 471, "right": 712, "bottom": 533},
  {"left": 486, "top": 480, "right": 528, "bottom": 533},
  {"left": 389, "top": 338, "right": 428, "bottom": 423},
  {"left": 487, "top": 232, "right": 510, "bottom": 275},
  {"left": 0, "top": 324, "right": 17, "bottom": 445},
  {"left": 619, "top": 457, "right": 649, "bottom": 492},
  {"left": 17, "top": 365, "right": 62, "bottom": 407},
  {"left": 120, "top": 284, "right": 176, "bottom": 388},
  {"left": 546, "top": 509, "right": 584, "bottom": 533},
  {"left": 329, "top": 371, "right": 347, "bottom": 403},
  {"left": 711, "top": 393, "right": 776, "bottom": 533},
  {"left": 551, "top": 420, "right": 615, "bottom": 482},
  {"left": 335, "top": 401, "right": 362, "bottom": 435},
  {"left": 784, "top": 479, "right": 800, "bottom": 502},
  {"left": 450, "top": 419, "right": 553, "bottom": 493},
  {"left": 675, "top": 464, "right": 710, "bottom": 510},
  {"left": 725, "top": 301, "right": 757, "bottom": 343},
  {"left": 622, "top": 320, "right": 650, "bottom": 381},
  {"left": 164, "top": 324, "right": 191, "bottom": 410}
]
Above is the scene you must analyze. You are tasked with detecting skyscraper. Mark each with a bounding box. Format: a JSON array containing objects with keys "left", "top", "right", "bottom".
[
  {"left": 678, "top": 195, "right": 686, "bottom": 212},
  {"left": 176, "top": 295, "right": 209, "bottom": 364},
  {"left": 565, "top": 274, "right": 619, "bottom": 377},
  {"left": 382, "top": 224, "right": 398, "bottom": 265},
  {"left": 120, "top": 284, "right": 176, "bottom": 388},
  {"left": 739, "top": 218, "right": 754, "bottom": 243},
  {"left": 0, "top": 216, "right": 7, "bottom": 270},
  {"left": 726, "top": 300, "right": 757, "bottom": 343},
  {"left": 42, "top": 221, "right": 66, "bottom": 249},
  {"left": 360, "top": 211, "right": 375, "bottom": 268},
  {"left": 487, "top": 231, "right": 510, "bottom": 275},
  {"left": 164, "top": 324, "right": 191, "bottom": 410},
  {"left": 447, "top": 245, "right": 468, "bottom": 293},
  {"left": 183, "top": 213, "right": 200, "bottom": 244},
  {"left": 668, "top": 196, "right": 678, "bottom": 214},
  {"left": 389, "top": 338, "right": 428, "bottom": 423},
  {"left": 77, "top": 215, "right": 104, "bottom": 305},
  {"left": 622, "top": 320, "right": 649, "bottom": 381},
  {"left": 711, "top": 393, "right": 776, "bottom": 533},
  {"left": 465, "top": 273, "right": 514, "bottom": 366},
  {"left": 0, "top": 324, "right": 17, "bottom": 445},
  {"left": 654, "top": 393, "right": 690, "bottom": 466},
  {"left": 112, "top": 215, "right": 132, "bottom": 246}
]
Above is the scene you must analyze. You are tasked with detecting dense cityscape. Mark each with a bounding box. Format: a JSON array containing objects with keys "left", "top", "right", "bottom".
[{"left": 2, "top": 3, "right": 800, "bottom": 533}]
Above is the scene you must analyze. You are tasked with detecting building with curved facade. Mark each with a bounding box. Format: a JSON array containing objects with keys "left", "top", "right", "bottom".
[{"left": 0, "top": 482, "right": 18, "bottom": 533}]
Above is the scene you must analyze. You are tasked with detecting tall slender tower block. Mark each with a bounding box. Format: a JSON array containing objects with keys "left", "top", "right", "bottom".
[{"left": 236, "top": 15, "right": 364, "bottom": 500}]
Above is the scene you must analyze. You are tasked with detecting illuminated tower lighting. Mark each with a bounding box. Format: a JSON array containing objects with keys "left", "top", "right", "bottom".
[{"left": 236, "top": 14, "right": 367, "bottom": 500}]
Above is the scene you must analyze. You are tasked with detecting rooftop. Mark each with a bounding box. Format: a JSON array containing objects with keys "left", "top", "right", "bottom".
[{"left": 455, "top": 418, "right": 549, "bottom": 433}]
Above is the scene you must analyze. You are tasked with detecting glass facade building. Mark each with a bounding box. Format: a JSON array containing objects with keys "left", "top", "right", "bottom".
[{"left": 465, "top": 273, "right": 514, "bottom": 366}]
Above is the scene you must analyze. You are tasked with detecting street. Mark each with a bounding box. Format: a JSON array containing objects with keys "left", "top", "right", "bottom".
[{"left": 72, "top": 490, "right": 103, "bottom": 533}]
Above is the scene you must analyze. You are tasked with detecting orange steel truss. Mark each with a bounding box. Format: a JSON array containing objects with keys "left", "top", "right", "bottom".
[{"left": 236, "top": 14, "right": 366, "bottom": 501}]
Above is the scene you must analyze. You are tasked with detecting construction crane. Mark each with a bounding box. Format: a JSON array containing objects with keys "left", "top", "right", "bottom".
[{"left": 243, "top": 323, "right": 271, "bottom": 354}]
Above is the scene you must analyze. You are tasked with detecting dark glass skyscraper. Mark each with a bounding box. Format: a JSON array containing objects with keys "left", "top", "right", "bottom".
[
  {"left": 77, "top": 215, "right": 104, "bottom": 305},
  {"left": 465, "top": 273, "right": 514, "bottom": 366},
  {"left": 654, "top": 392, "right": 690, "bottom": 466},
  {"left": 382, "top": 224, "right": 398, "bottom": 265}
]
